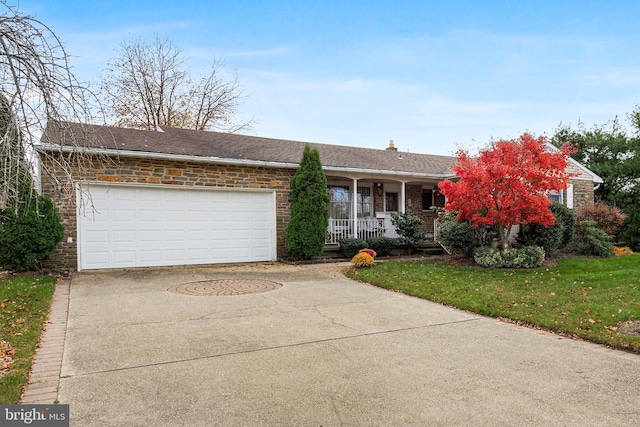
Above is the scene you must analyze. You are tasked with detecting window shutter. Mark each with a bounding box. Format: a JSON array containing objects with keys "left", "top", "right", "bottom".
[{"left": 566, "top": 184, "right": 574, "bottom": 209}]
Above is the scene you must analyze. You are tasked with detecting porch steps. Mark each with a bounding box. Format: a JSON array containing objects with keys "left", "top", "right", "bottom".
[{"left": 414, "top": 243, "right": 445, "bottom": 256}]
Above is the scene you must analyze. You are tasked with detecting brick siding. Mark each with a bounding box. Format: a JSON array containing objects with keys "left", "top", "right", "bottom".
[
  {"left": 40, "top": 154, "right": 294, "bottom": 270},
  {"left": 39, "top": 154, "right": 597, "bottom": 271},
  {"left": 569, "top": 179, "right": 595, "bottom": 214}
]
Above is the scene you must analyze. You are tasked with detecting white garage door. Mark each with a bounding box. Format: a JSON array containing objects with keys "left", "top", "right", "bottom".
[{"left": 78, "top": 184, "right": 276, "bottom": 270}]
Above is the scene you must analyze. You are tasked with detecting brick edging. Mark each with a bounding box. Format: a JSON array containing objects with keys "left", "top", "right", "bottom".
[{"left": 21, "top": 278, "right": 70, "bottom": 404}]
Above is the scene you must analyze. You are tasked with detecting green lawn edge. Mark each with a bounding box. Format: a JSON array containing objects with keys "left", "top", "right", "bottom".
[
  {"left": 346, "top": 254, "right": 640, "bottom": 354},
  {"left": 0, "top": 275, "right": 57, "bottom": 404}
]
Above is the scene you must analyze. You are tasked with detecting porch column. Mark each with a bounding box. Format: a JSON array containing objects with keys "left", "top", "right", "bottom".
[
  {"left": 352, "top": 178, "right": 358, "bottom": 238},
  {"left": 399, "top": 182, "right": 406, "bottom": 214}
]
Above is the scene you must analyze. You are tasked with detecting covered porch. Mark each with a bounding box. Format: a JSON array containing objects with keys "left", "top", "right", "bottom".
[{"left": 325, "top": 173, "right": 447, "bottom": 245}]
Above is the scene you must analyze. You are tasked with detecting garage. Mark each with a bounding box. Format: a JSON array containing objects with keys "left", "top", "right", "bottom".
[{"left": 77, "top": 184, "right": 276, "bottom": 270}]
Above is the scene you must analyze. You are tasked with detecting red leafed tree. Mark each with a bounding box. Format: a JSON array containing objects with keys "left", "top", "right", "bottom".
[{"left": 438, "top": 134, "right": 576, "bottom": 250}]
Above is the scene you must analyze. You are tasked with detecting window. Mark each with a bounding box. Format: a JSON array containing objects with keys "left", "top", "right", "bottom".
[
  {"left": 548, "top": 184, "right": 574, "bottom": 209},
  {"left": 357, "top": 187, "right": 372, "bottom": 218},
  {"left": 548, "top": 190, "right": 563, "bottom": 204},
  {"left": 328, "top": 186, "right": 350, "bottom": 219},
  {"left": 423, "top": 188, "right": 445, "bottom": 210},
  {"left": 386, "top": 192, "right": 398, "bottom": 212},
  {"left": 327, "top": 185, "right": 373, "bottom": 219},
  {"left": 422, "top": 189, "right": 433, "bottom": 210}
]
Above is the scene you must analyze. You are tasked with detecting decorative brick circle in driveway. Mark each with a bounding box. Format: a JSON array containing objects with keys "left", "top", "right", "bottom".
[{"left": 168, "top": 279, "right": 282, "bottom": 296}]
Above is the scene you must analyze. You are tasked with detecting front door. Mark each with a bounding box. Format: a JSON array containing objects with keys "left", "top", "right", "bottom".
[{"left": 386, "top": 192, "right": 398, "bottom": 212}]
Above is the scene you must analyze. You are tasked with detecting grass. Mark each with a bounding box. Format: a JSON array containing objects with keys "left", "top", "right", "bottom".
[
  {"left": 0, "top": 274, "right": 57, "bottom": 404},
  {"left": 347, "top": 254, "right": 640, "bottom": 353}
]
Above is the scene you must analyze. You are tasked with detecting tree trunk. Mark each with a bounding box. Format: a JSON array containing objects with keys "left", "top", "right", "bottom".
[{"left": 498, "top": 225, "right": 512, "bottom": 250}]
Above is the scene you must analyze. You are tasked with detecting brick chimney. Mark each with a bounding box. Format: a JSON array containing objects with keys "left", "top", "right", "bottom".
[{"left": 386, "top": 140, "right": 397, "bottom": 151}]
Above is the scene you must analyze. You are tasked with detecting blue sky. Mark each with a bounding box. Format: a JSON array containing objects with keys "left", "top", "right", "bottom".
[{"left": 15, "top": 0, "right": 640, "bottom": 155}]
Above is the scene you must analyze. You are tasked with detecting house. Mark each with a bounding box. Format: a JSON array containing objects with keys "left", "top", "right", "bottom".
[{"left": 36, "top": 122, "right": 603, "bottom": 271}]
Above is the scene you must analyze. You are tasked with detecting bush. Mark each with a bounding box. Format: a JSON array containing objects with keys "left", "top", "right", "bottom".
[
  {"left": 358, "top": 248, "right": 377, "bottom": 258},
  {"left": 502, "top": 246, "right": 545, "bottom": 268},
  {"left": 351, "top": 252, "right": 374, "bottom": 267},
  {"left": 578, "top": 203, "right": 626, "bottom": 236},
  {"left": 391, "top": 211, "right": 425, "bottom": 249},
  {"left": 518, "top": 221, "right": 563, "bottom": 255},
  {"left": 473, "top": 247, "right": 504, "bottom": 268},
  {"left": 286, "top": 145, "right": 330, "bottom": 259},
  {"left": 473, "top": 246, "right": 545, "bottom": 268},
  {"left": 437, "top": 219, "right": 475, "bottom": 256},
  {"left": 571, "top": 220, "right": 614, "bottom": 257},
  {"left": 437, "top": 212, "right": 498, "bottom": 257},
  {"left": 517, "top": 202, "right": 575, "bottom": 255},
  {"left": 0, "top": 195, "right": 64, "bottom": 271},
  {"left": 339, "top": 238, "right": 368, "bottom": 258},
  {"left": 552, "top": 203, "right": 576, "bottom": 248},
  {"left": 613, "top": 246, "right": 634, "bottom": 256},
  {"left": 365, "top": 237, "right": 398, "bottom": 257}
]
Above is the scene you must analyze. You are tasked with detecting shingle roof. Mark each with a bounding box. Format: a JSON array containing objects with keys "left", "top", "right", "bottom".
[{"left": 40, "top": 121, "right": 457, "bottom": 177}]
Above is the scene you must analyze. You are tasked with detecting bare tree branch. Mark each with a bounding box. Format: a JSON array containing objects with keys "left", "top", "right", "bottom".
[
  {"left": 101, "top": 34, "right": 254, "bottom": 133},
  {"left": 0, "top": 1, "right": 113, "bottom": 212}
]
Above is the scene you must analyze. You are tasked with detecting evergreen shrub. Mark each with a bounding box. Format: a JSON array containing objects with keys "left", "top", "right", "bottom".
[
  {"left": 339, "top": 238, "right": 368, "bottom": 258},
  {"left": 286, "top": 145, "right": 330, "bottom": 259},
  {"left": 365, "top": 237, "right": 398, "bottom": 257},
  {"left": 0, "top": 195, "right": 64, "bottom": 271},
  {"left": 391, "top": 211, "right": 425, "bottom": 249},
  {"left": 571, "top": 220, "right": 614, "bottom": 257},
  {"left": 473, "top": 246, "right": 545, "bottom": 268},
  {"left": 437, "top": 219, "right": 475, "bottom": 256},
  {"left": 517, "top": 202, "right": 575, "bottom": 255}
]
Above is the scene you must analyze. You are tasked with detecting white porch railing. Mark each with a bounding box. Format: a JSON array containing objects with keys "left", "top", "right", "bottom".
[
  {"left": 326, "top": 217, "right": 391, "bottom": 245},
  {"left": 328, "top": 216, "right": 439, "bottom": 245}
]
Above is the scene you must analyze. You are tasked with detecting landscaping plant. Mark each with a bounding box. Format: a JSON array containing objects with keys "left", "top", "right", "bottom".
[
  {"left": 286, "top": 145, "right": 330, "bottom": 259},
  {"left": 351, "top": 251, "right": 374, "bottom": 267},
  {"left": 365, "top": 237, "right": 398, "bottom": 257},
  {"left": 390, "top": 210, "right": 425, "bottom": 251},
  {"left": 578, "top": 203, "right": 626, "bottom": 236},
  {"left": 518, "top": 202, "right": 576, "bottom": 255},
  {"left": 551, "top": 113, "right": 640, "bottom": 250},
  {"left": 0, "top": 195, "right": 64, "bottom": 271},
  {"left": 438, "top": 134, "right": 576, "bottom": 250},
  {"left": 570, "top": 220, "right": 614, "bottom": 257}
]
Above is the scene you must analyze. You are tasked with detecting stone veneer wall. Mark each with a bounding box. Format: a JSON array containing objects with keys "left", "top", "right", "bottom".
[
  {"left": 40, "top": 154, "right": 294, "bottom": 270},
  {"left": 569, "top": 179, "right": 595, "bottom": 215},
  {"left": 405, "top": 184, "right": 437, "bottom": 237}
]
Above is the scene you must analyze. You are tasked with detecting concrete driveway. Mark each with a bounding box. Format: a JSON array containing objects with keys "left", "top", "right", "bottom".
[{"left": 58, "top": 262, "right": 639, "bottom": 426}]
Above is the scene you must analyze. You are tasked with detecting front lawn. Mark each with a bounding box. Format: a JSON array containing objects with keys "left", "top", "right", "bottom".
[
  {"left": 0, "top": 275, "right": 57, "bottom": 403},
  {"left": 347, "top": 255, "right": 640, "bottom": 353}
]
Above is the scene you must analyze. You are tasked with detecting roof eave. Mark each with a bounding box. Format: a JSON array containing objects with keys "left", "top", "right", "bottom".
[{"left": 36, "top": 144, "right": 456, "bottom": 181}]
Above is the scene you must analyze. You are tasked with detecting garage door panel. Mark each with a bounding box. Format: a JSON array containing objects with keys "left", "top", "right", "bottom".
[
  {"left": 79, "top": 185, "right": 275, "bottom": 270},
  {"left": 113, "top": 251, "right": 137, "bottom": 264},
  {"left": 112, "top": 189, "right": 136, "bottom": 202},
  {"left": 113, "top": 230, "right": 136, "bottom": 243},
  {"left": 113, "top": 210, "right": 136, "bottom": 222},
  {"left": 84, "top": 230, "right": 109, "bottom": 244},
  {"left": 139, "top": 250, "right": 162, "bottom": 262},
  {"left": 83, "top": 250, "right": 109, "bottom": 266},
  {"left": 139, "top": 230, "right": 162, "bottom": 242},
  {"left": 164, "top": 191, "right": 186, "bottom": 202}
]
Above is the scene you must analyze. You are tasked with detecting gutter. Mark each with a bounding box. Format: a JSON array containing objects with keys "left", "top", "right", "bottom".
[{"left": 36, "top": 143, "right": 456, "bottom": 181}]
